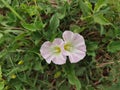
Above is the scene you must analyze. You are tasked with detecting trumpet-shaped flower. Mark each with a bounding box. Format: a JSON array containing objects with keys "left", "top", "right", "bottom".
[
  {"left": 40, "top": 38, "right": 66, "bottom": 65},
  {"left": 63, "top": 31, "right": 86, "bottom": 63}
]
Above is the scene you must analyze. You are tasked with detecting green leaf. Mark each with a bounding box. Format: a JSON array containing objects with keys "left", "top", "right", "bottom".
[
  {"left": 49, "top": 14, "right": 60, "bottom": 30},
  {"left": 105, "top": 29, "right": 115, "bottom": 38},
  {"left": 48, "top": 14, "right": 60, "bottom": 40},
  {"left": 21, "top": 22, "right": 37, "bottom": 31},
  {"left": 0, "top": 82, "right": 4, "bottom": 90},
  {"left": 64, "top": 64, "right": 81, "bottom": 90},
  {"left": 21, "top": 21, "right": 44, "bottom": 31},
  {"left": 34, "top": 21, "right": 45, "bottom": 30},
  {"left": 68, "top": 74, "right": 81, "bottom": 90},
  {"left": 94, "top": 0, "right": 108, "bottom": 12},
  {"left": 84, "top": 0, "right": 93, "bottom": 11},
  {"left": 93, "top": 14, "right": 110, "bottom": 25},
  {"left": 107, "top": 41, "right": 120, "bottom": 53},
  {"left": 56, "top": 13, "right": 65, "bottom": 19},
  {"left": 70, "top": 25, "right": 85, "bottom": 33},
  {"left": 79, "top": 0, "right": 92, "bottom": 16},
  {"left": 27, "top": 6, "right": 38, "bottom": 16},
  {"left": 100, "top": 25, "right": 105, "bottom": 35},
  {"left": 0, "top": 33, "right": 3, "bottom": 39},
  {"left": 86, "top": 41, "right": 98, "bottom": 57},
  {"left": 0, "top": 66, "right": 4, "bottom": 90},
  {"left": 1, "top": 0, "right": 24, "bottom": 22},
  {"left": 114, "top": 28, "right": 120, "bottom": 37}
]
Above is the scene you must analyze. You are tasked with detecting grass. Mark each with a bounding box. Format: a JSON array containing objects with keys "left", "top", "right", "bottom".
[{"left": 0, "top": 0, "right": 120, "bottom": 90}]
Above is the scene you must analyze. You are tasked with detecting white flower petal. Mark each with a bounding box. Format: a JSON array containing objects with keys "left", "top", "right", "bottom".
[
  {"left": 62, "top": 30, "right": 86, "bottom": 63},
  {"left": 62, "top": 31, "right": 74, "bottom": 42},
  {"left": 40, "top": 41, "right": 53, "bottom": 64},
  {"left": 52, "top": 38, "right": 64, "bottom": 46},
  {"left": 40, "top": 38, "right": 67, "bottom": 65},
  {"left": 45, "top": 55, "right": 54, "bottom": 64},
  {"left": 52, "top": 55, "right": 66, "bottom": 65},
  {"left": 69, "top": 51, "right": 86, "bottom": 63},
  {"left": 73, "top": 33, "right": 86, "bottom": 47},
  {"left": 76, "top": 45, "right": 86, "bottom": 52},
  {"left": 62, "top": 49, "right": 71, "bottom": 56}
]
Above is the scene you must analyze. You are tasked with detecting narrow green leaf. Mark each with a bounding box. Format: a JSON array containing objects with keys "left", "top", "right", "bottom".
[
  {"left": 94, "top": 0, "right": 107, "bottom": 12},
  {"left": 7, "top": 67, "right": 19, "bottom": 76},
  {"left": 49, "top": 14, "right": 60, "bottom": 30},
  {"left": 0, "top": 50, "right": 7, "bottom": 59},
  {"left": 21, "top": 20, "right": 45, "bottom": 31},
  {"left": 85, "top": 0, "right": 93, "bottom": 11},
  {"left": 1, "top": 0, "right": 24, "bottom": 22},
  {"left": 21, "top": 22, "right": 36, "bottom": 31},
  {"left": 68, "top": 74, "right": 81, "bottom": 90},
  {"left": 79, "top": 0, "right": 91, "bottom": 16},
  {"left": 93, "top": 14, "right": 110, "bottom": 25}
]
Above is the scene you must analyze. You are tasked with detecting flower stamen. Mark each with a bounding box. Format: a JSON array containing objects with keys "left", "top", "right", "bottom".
[
  {"left": 64, "top": 43, "right": 73, "bottom": 51},
  {"left": 53, "top": 46, "right": 61, "bottom": 54}
]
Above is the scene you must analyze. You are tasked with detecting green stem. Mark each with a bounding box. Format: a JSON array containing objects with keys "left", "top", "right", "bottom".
[
  {"left": 1, "top": 0, "right": 25, "bottom": 22},
  {"left": 63, "top": 63, "right": 81, "bottom": 90},
  {"left": 33, "top": 72, "right": 38, "bottom": 86},
  {"left": 9, "top": 58, "right": 14, "bottom": 67}
]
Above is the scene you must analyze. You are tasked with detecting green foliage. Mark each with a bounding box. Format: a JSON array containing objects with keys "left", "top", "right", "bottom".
[
  {"left": 94, "top": 0, "right": 108, "bottom": 12},
  {"left": 21, "top": 21, "right": 45, "bottom": 31},
  {"left": 0, "top": 33, "right": 3, "bottom": 39},
  {"left": 0, "top": 66, "right": 4, "bottom": 90},
  {"left": 93, "top": 14, "right": 110, "bottom": 25},
  {"left": 0, "top": 0, "right": 120, "bottom": 90},
  {"left": 107, "top": 41, "right": 120, "bottom": 53},
  {"left": 70, "top": 24, "right": 85, "bottom": 33},
  {"left": 64, "top": 64, "right": 81, "bottom": 90},
  {"left": 49, "top": 14, "right": 60, "bottom": 31},
  {"left": 86, "top": 41, "right": 98, "bottom": 57}
]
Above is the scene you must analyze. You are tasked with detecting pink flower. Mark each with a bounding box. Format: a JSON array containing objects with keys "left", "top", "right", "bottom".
[
  {"left": 63, "top": 31, "right": 86, "bottom": 63},
  {"left": 40, "top": 38, "right": 66, "bottom": 65}
]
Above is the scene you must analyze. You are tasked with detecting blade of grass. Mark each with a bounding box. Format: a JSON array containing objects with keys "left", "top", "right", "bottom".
[{"left": 1, "top": 0, "right": 25, "bottom": 22}]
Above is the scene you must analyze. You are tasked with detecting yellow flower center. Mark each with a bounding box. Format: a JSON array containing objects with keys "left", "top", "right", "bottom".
[
  {"left": 53, "top": 46, "right": 61, "bottom": 54},
  {"left": 64, "top": 43, "right": 73, "bottom": 51}
]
